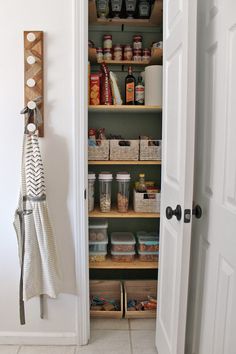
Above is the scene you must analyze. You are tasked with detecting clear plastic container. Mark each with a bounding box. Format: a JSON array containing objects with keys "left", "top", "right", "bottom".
[
  {"left": 89, "top": 234, "right": 108, "bottom": 252},
  {"left": 89, "top": 220, "right": 108, "bottom": 241},
  {"left": 111, "top": 250, "right": 135, "bottom": 262},
  {"left": 99, "top": 172, "right": 113, "bottom": 212},
  {"left": 116, "top": 172, "right": 130, "bottom": 212},
  {"left": 137, "top": 231, "right": 159, "bottom": 252},
  {"left": 138, "top": 250, "right": 159, "bottom": 262},
  {"left": 88, "top": 172, "right": 96, "bottom": 212},
  {"left": 89, "top": 251, "right": 107, "bottom": 262},
  {"left": 111, "top": 232, "right": 136, "bottom": 252}
]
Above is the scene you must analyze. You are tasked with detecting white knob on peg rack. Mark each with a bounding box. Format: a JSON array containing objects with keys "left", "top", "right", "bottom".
[
  {"left": 27, "top": 123, "right": 37, "bottom": 133},
  {"left": 27, "top": 32, "right": 36, "bottom": 42},
  {"left": 27, "top": 78, "right": 36, "bottom": 87},
  {"left": 27, "top": 55, "right": 36, "bottom": 65},
  {"left": 27, "top": 101, "right": 36, "bottom": 110}
]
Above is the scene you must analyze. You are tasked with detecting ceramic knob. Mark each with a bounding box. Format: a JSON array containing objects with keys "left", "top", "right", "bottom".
[
  {"left": 27, "top": 101, "right": 36, "bottom": 110},
  {"left": 27, "top": 32, "right": 36, "bottom": 42}
]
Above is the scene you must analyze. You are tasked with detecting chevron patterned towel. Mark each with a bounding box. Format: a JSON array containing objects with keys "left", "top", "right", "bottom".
[{"left": 14, "top": 132, "right": 60, "bottom": 324}]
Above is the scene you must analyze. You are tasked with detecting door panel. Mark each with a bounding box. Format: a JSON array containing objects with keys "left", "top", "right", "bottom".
[
  {"left": 156, "top": 0, "right": 197, "bottom": 353},
  {"left": 188, "top": 1, "right": 236, "bottom": 353}
]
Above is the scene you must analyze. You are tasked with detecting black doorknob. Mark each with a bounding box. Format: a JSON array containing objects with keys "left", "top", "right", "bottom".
[
  {"left": 192, "top": 205, "right": 202, "bottom": 219},
  {"left": 166, "top": 205, "right": 182, "bottom": 221}
]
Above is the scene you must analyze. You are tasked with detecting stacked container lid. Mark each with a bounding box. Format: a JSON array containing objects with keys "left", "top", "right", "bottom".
[
  {"left": 136, "top": 231, "right": 159, "bottom": 262},
  {"left": 111, "top": 232, "right": 136, "bottom": 262},
  {"left": 89, "top": 220, "right": 108, "bottom": 262}
]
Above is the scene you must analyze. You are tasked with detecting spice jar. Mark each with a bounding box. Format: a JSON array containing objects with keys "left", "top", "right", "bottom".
[
  {"left": 142, "top": 48, "right": 151, "bottom": 61},
  {"left": 124, "top": 45, "right": 133, "bottom": 60},
  {"left": 88, "top": 173, "right": 96, "bottom": 212},
  {"left": 133, "top": 49, "right": 142, "bottom": 61},
  {"left": 116, "top": 172, "right": 130, "bottom": 213},
  {"left": 104, "top": 48, "right": 112, "bottom": 60},
  {"left": 133, "top": 35, "right": 143, "bottom": 50},
  {"left": 113, "top": 44, "right": 123, "bottom": 60},
  {"left": 99, "top": 172, "right": 113, "bottom": 212},
  {"left": 96, "top": 47, "right": 103, "bottom": 62},
  {"left": 103, "top": 34, "right": 112, "bottom": 49}
]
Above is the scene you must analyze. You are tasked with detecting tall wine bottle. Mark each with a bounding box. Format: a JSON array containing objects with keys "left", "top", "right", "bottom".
[{"left": 125, "top": 66, "right": 135, "bottom": 105}]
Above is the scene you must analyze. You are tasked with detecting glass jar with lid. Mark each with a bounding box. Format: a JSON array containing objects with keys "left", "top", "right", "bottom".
[
  {"left": 113, "top": 44, "right": 123, "bottom": 60},
  {"left": 99, "top": 172, "right": 113, "bottom": 212},
  {"left": 136, "top": 173, "right": 147, "bottom": 193},
  {"left": 88, "top": 172, "right": 96, "bottom": 212},
  {"left": 116, "top": 172, "right": 131, "bottom": 212},
  {"left": 96, "top": 0, "right": 110, "bottom": 19},
  {"left": 124, "top": 45, "right": 133, "bottom": 60},
  {"left": 103, "top": 34, "right": 113, "bottom": 49}
]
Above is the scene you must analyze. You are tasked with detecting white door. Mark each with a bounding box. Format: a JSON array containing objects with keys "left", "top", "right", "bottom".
[
  {"left": 156, "top": 1, "right": 197, "bottom": 354},
  {"left": 192, "top": 1, "right": 236, "bottom": 353}
]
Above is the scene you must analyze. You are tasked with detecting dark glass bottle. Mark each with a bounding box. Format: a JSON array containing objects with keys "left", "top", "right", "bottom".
[{"left": 125, "top": 66, "right": 135, "bottom": 105}]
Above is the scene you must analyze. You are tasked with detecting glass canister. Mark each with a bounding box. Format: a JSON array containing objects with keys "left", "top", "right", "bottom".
[
  {"left": 96, "top": 0, "right": 110, "bottom": 19},
  {"left": 99, "top": 172, "right": 113, "bottom": 212},
  {"left": 116, "top": 172, "right": 130, "bottom": 212},
  {"left": 88, "top": 172, "right": 96, "bottom": 212}
]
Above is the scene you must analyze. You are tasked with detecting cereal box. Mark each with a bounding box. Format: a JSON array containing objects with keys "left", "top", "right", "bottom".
[{"left": 90, "top": 74, "right": 100, "bottom": 105}]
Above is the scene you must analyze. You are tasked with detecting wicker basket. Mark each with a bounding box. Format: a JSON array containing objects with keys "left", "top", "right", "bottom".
[
  {"left": 88, "top": 140, "right": 109, "bottom": 161},
  {"left": 140, "top": 140, "right": 162, "bottom": 160},
  {"left": 133, "top": 189, "right": 161, "bottom": 213},
  {"left": 110, "top": 140, "right": 139, "bottom": 161}
]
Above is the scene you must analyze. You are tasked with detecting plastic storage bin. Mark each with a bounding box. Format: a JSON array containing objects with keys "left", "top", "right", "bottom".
[
  {"left": 89, "top": 234, "right": 108, "bottom": 252},
  {"left": 99, "top": 172, "right": 113, "bottom": 212},
  {"left": 137, "top": 250, "right": 159, "bottom": 262},
  {"left": 89, "top": 220, "right": 108, "bottom": 241},
  {"left": 116, "top": 172, "right": 130, "bottom": 213},
  {"left": 89, "top": 251, "right": 107, "bottom": 262},
  {"left": 111, "top": 232, "right": 136, "bottom": 252},
  {"left": 111, "top": 251, "right": 135, "bottom": 262},
  {"left": 137, "top": 232, "right": 159, "bottom": 252}
]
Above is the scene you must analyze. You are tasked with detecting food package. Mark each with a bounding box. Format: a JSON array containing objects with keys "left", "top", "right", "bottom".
[
  {"left": 110, "top": 71, "right": 123, "bottom": 105},
  {"left": 100, "top": 63, "right": 112, "bottom": 105},
  {"left": 90, "top": 73, "right": 100, "bottom": 105}
]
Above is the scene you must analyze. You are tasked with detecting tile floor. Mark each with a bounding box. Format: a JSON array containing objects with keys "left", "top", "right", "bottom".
[{"left": 0, "top": 319, "right": 157, "bottom": 354}]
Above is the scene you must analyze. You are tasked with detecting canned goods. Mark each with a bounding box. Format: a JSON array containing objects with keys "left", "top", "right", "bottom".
[
  {"left": 142, "top": 48, "right": 151, "bottom": 61},
  {"left": 133, "top": 35, "right": 143, "bottom": 50},
  {"left": 96, "top": 47, "right": 103, "bottom": 62},
  {"left": 104, "top": 48, "right": 112, "bottom": 60},
  {"left": 103, "top": 34, "right": 112, "bottom": 49},
  {"left": 113, "top": 44, "right": 123, "bottom": 60},
  {"left": 133, "top": 49, "right": 142, "bottom": 61},
  {"left": 124, "top": 45, "right": 133, "bottom": 60}
]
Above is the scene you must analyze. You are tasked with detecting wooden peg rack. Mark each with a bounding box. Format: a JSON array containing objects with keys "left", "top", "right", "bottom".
[{"left": 24, "top": 31, "right": 44, "bottom": 137}]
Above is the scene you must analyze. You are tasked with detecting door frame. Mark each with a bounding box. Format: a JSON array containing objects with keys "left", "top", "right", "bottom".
[{"left": 73, "top": 0, "right": 90, "bottom": 346}]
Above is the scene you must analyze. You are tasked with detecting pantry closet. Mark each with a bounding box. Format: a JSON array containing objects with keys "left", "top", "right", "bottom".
[{"left": 75, "top": 0, "right": 197, "bottom": 353}]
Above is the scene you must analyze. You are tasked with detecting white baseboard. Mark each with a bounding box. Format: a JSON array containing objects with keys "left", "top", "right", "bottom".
[{"left": 0, "top": 332, "right": 78, "bottom": 345}]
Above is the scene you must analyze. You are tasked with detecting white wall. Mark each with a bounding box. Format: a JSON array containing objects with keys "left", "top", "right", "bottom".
[{"left": 0, "top": 0, "right": 78, "bottom": 344}]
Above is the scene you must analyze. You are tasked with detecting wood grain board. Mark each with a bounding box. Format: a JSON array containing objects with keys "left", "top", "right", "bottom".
[{"left": 24, "top": 31, "right": 44, "bottom": 137}]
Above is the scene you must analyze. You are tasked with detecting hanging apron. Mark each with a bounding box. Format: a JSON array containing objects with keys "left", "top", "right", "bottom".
[{"left": 14, "top": 103, "right": 60, "bottom": 324}]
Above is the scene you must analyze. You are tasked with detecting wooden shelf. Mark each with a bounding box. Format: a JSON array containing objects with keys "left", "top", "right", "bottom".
[
  {"left": 88, "top": 160, "right": 161, "bottom": 165},
  {"left": 89, "top": 208, "right": 160, "bottom": 218},
  {"left": 89, "top": 105, "right": 162, "bottom": 113},
  {"left": 89, "top": 0, "right": 163, "bottom": 27},
  {"left": 90, "top": 256, "right": 158, "bottom": 269},
  {"left": 89, "top": 47, "right": 163, "bottom": 66}
]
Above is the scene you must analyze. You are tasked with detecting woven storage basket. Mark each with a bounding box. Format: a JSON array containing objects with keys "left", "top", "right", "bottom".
[
  {"left": 133, "top": 189, "right": 161, "bottom": 213},
  {"left": 110, "top": 140, "right": 139, "bottom": 161},
  {"left": 88, "top": 140, "right": 109, "bottom": 161},
  {"left": 140, "top": 140, "right": 162, "bottom": 160}
]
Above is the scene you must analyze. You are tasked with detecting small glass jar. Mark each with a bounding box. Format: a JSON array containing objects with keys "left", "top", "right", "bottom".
[
  {"left": 88, "top": 173, "right": 96, "bottom": 212},
  {"left": 133, "top": 35, "right": 143, "bottom": 50},
  {"left": 99, "top": 172, "right": 113, "bottom": 212},
  {"left": 116, "top": 172, "right": 130, "bottom": 212},
  {"left": 103, "top": 48, "right": 112, "bottom": 60},
  {"left": 138, "top": 0, "right": 151, "bottom": 19},
  {"left": 113, "top": 44, "right": 123, "bottom": 60},
  {"left": 142, "top": 48, "right": 151, "bottom": 61},
  {"left": 96, "top": 0, "right": 110, "bottom": 19},
  {"left": 96, "top": 47, "right": 103, "bottom": 62},
  {"left": 125, "top": 0, "right": 137, "bottom": 19},
  {"left": 103, "top": 34, "right": 112, "bottom": 49},
  {"left": 124, "top": 45, "right": 133, "bottom": 60},
  {"left": 133, "top": 49, "right": 142, "bottom": 61}
]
